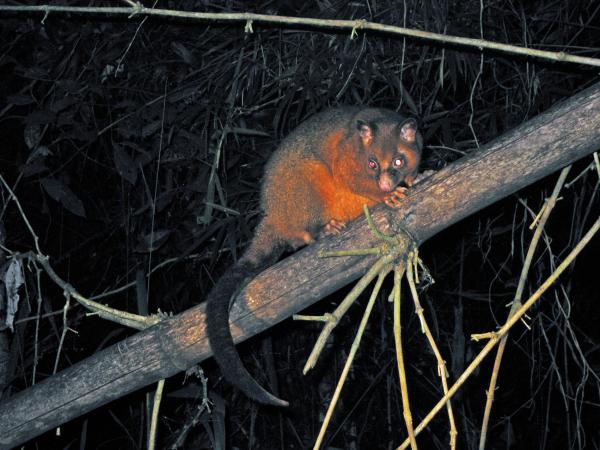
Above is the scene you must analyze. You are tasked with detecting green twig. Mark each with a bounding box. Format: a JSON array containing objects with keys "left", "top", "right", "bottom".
[
  {"left": 312, "top": 267, "right": 391, "bottom": 450},
  {"left": 393, "top": 263, "right": 418, "bottom": 449},
  {"left": 148, "top": 379, "right": 166, "bottom": 450}
]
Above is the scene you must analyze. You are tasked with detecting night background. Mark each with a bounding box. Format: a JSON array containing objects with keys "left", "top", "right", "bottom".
[{"left": 0, "top": 1, "right": 599, "bottom": 449}]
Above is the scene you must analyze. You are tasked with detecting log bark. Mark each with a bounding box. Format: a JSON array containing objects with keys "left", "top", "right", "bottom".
[{"left": 2, "top": 82, "right": 600, "bottom": 448}]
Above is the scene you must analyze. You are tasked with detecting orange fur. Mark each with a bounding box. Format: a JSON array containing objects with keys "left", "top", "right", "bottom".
[
  {"left": 254, "top": 107, "right": 422, "bottom": 254},
  {"left": 207, "top": 106, "right": 423, "bottom": 406}
]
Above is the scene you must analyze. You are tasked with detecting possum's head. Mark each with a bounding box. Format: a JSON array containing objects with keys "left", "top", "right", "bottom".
[{"left": 356, "top": 116, "right": 422, "bottom": 192}]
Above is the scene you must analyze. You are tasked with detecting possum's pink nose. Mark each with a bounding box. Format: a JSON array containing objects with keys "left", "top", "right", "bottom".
[{"left": 378, "top": 174, "right": 395, "bottom": 192}]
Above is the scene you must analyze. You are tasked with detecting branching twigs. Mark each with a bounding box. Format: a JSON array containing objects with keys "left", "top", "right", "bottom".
[
  {"left": 297, "top": 254, "right": 393, "bottom": 373},
  {"left": 397, "top": 214, "right": 600, "bottom": 450},
  {"left": 29, "top": 251, "right": 161, "bottom": 330},
  {"left": 312, "top": 267, "right": 391, "bottom": 450},
  {"left": 1, "top": 5, "right": 600, "bottom": 68},
  {"left": 0, "top": 174, "right": 160, "bottom": 331},
  {"left": 478, "top": 166, "right": 571, "bottom": 450},
  {"left": 406, "top": 254, "right": 457, "bottom": 449},
  {"left": 169, "top": 367, "right": 212, "bottom": 449},
  {"left": 298, "top": 206, "right": 455, "bottom": 449},
  {"left": 298, "top": 207, "right": 412, "bottom": 373}
]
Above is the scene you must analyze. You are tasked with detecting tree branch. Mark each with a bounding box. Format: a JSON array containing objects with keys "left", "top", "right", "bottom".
[
  {"left": 1, "top": 5, "right": 600, "bottom": 67},
  {"left": 1, "top": 82, "right": 600, "bottom": 448}
]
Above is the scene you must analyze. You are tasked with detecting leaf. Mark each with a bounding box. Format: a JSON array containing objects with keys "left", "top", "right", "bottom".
[
  {"left": 141, "top": 120, "right": 162, "bottom": 138},
  {"left": 171, "top": 42, "right": 197, "bottom": 65},
  {"left": 135, "top": 230, "right": 171, "bottom": 253},
  {"left": 113, "top": 147, "right": 138, "bottom": 184},
  {"left": 24, "top": 110, "right": 56, "bottom": 126},
  {"left": 2, "top": 258, "right": 24, "bottom": 331},
  {"left": 6, "top": 94, "right": 34, "bottom": 106},
  {"left": 21, "top": 161, "right": 48, "bottom": 178},
  {"left": 40, "top": 178, "right": 86, "bottom": 217},
  {"left": 24, "top": 124, "right": 43, "bottom": 149},
  {"left": 50, "top": 96, "right": 79, "bottom": 113},
  {"left": 26, "top": 145, "right": 52, "bottom": 164}
]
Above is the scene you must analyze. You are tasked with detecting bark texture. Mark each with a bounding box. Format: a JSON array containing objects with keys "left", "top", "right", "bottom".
[{"left": 1, "top": 82, "right": 600, "bottom": 449}]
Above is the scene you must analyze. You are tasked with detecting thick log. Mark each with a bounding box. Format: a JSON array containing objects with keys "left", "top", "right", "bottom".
[{"left": 1, "top": 82, "right": 600, "bottom": 448}]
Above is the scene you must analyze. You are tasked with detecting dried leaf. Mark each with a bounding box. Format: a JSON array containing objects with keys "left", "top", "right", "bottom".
[{"left": 2, "top": 258, "right": 24, "bottom": 331}]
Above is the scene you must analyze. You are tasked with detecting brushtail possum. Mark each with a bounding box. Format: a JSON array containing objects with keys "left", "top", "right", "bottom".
[{"left": 206, "top": 107, "right": 423, "bottom": 406}]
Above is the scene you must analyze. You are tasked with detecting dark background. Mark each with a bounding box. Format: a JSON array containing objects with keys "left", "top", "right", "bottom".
[{"left": 1, "top": 1, "right": 599, "bottom": 449}]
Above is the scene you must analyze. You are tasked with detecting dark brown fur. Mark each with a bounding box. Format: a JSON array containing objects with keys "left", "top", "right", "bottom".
[{"left": 206, "top": 107, "right": 422, "bottom": 406}]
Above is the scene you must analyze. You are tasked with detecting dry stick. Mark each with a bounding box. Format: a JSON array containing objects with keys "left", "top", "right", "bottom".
[
  {"left": 478, "top": 166, "right": 571, "bottom": 450},
  {"left": 301, "top": 253, "right": 393, "bottom": 373},
  {"left": 32, "top": 266, "right": 43, "bottom": 385},
  {"left": 1, "top": 5, "right": 600, "bottom": 68},
  {"left": 397, "top": 215, "right": 600, "bottom": 450},
  {"left": 29, "top": 252, "right": 159, "bottom": 330},
  {"left": 148, "top": 378, "right": 165, "bottom": 450},
  {"left": 169, "top": 367, "right": 211, "bottom": 449},
  {"left": 406, "top": 254, "right": 457, "bottom": 450},
  {"left": 312, "top": 267, "right": 391, "bottom": 450},
  {"left": 0, "top": 174, "right": 41, "bottom": 254},
  {"left": 52, "top": 293, "right": 72, "bottom": 376},
  {"left": 302, "top": 206, "right": 412, "bottom": 372},
  {"left": 0, "top": 174, "right": 158, "bottom": 330},
  {"left": 393, "top": 264, "right": 418, "bottom": 450}
]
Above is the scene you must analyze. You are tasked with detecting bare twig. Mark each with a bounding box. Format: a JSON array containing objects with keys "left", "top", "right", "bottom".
[
  {"left": 148, "top": 379, "right": 165, "bottom": 450},
  {"left": 393, "top": 263, "right": 417, "bottom": 449},
  {"left": 0, "top": 175, "right": 160, "bottom": 330},
  {"left": 398, "top": 214, "right": 600, "bottom": 449},
  {"left": 478, "top": 166, "right": 571, "bottom": 449},
  {"left": 406, "top": 253, "right": 457, "bottom": 449},
  {"left": 299, "top": 254, "right": 393, "bottom": 373},
  {"left": 312, "top": 267, "right": 391, "bottom": 450},
  {"left": 1, "top": 5, "right": 600, "bottom": 67}
]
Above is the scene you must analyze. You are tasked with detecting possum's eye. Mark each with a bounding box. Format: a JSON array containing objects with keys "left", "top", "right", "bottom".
[
  {"left": 393, "top": 156, "right": 405, "bottom": 168},
  {"left": 368, "top": 159, "right": 378, "bottom": 170}
]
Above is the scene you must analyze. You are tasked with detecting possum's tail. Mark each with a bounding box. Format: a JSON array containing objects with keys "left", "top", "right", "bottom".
[{"left": 205, "top": 221, "right": 289, "bottom": 407}]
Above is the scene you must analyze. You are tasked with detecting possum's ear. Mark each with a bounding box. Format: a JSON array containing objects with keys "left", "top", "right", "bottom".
[
  {"left": 357, "top": 119, "right": 375, "bottom": 146},
  {"left": 399, "top": 119, "right": 417, "bottom": 143}
]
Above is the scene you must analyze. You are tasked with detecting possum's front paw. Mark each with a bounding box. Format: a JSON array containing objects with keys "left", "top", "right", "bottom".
[
  {"left": 384, "top": 186, "right": 408, "bottom": 208},
  {"left": 321, "top": 219, "right": 346, "bottom": 236}
]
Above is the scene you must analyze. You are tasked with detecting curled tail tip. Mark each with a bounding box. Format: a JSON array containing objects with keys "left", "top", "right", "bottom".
[
  {"left": 258, "top": 391, "right": 289, "bottom": 407},
  {"left": 205, "top": 261, "right": 289, "bottom": 408}
]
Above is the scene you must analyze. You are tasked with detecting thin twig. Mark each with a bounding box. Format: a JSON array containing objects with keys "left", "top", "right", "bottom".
[
  {"left": 0, "top": 175, "right": 41, "bottom": 254},
  {"left": 478, "top": 166, "right": 570, "bottom": 449},
  {"left": 32, "top": 266, "right": 43, "bottom": 385},
  {"left": 398, "top": 214, "right": 600, "bottom": 449},
  {"left": 406, "top": 253, "right": 457, "bottom": 449},
  {"left": 29, "top": 252, "right": 160, "bottom": 330},
  {"left": 313, "top": 267, "right": 391, "bottom": 450},
  {"left": 393, "top": 264, "right": 417, "bottom": 449},
  {"left": 1, "top": 6, "right": 600, "bottom": 67},
  {"left": 52, "top": 293, "right": 73, "bottom": 375},
  {"left": 301, "top": 253, "right": 393, "bottom": 373},
  {"left": 148, "top": 378, "right": 166, "bottom": 450}
]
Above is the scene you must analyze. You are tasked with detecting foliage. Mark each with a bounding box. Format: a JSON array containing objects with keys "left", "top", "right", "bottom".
[{"left": 0, "top": 0, "right": 599, "bottom": 448}]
